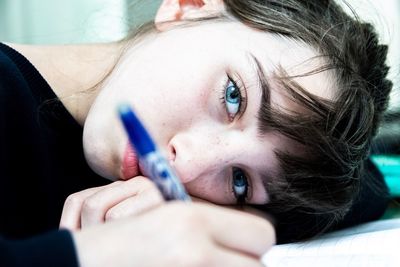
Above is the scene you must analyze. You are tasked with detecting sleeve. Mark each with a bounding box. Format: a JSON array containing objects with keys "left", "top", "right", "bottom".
[{"left": 0, "top": 230, "right": 79, "bottom": 267}]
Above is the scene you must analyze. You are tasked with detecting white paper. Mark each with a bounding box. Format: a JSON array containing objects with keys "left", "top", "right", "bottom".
[{"left": 261, "top": 218, "right": 400, "bottom": 267}]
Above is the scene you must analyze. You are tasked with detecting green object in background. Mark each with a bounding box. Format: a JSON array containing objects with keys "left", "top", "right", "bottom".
[{"left": 371, "top": 155, "right": 400, "bottom": 198}]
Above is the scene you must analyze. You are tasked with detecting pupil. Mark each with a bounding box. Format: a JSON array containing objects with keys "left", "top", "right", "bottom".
[
  {"left": 228, "top": 87, "right": 239, "bottom": 100},
  {"left": 233, "top": 169, "right": 247, "bottom": 186}
]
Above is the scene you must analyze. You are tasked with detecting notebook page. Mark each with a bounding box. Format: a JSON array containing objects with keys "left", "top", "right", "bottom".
[{"left": 261, "top": 218, "right": 400, "bottom": 267}]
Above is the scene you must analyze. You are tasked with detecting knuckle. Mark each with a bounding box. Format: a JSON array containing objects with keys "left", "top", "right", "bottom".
[
  {"left": 143, "top": 188, "right": 164, "bottom": 204},
  {"left": 64, "top": 193, "right": 83, "bottom": 208},
  {"left": 253, "top": 215, "right": 275, "bottom": 235},
  {"left": 105, "top": 209, "right": 121, "bottom": 221},
  {"left": 129, "top": 176, "right": 152, "bottom": 187},
  {"left": 140, "top": 179, "right": 159, "bottom": 193},
  {"left": 81, "top": 198, "right": 100, "bottom": 213}
]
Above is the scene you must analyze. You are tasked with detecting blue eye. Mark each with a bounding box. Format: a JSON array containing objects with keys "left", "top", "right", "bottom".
[
  {"left": 232, "top": 167, "right": 248, "bottom": 203},
  {"left": 224, "top": 78, "right": 242, "bottom": 118}
]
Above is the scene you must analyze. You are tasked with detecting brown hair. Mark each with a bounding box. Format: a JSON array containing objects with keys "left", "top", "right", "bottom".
[
  {"left": 122, "top": 0, "right": 393, "bottom": 243},
  {"left": 221, "top": 0, "right": 392, "bottom": 243}
]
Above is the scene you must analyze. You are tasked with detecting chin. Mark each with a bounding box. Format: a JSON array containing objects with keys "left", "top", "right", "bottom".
[
  {"left": 88, "top": 159, "right": 118, "bottom": 181},
  {"left": 83, "top": 147, "right": 119, "bottom": 181},
  {"left": 82, "top": 132, "right": 120, "bottom": 181}
]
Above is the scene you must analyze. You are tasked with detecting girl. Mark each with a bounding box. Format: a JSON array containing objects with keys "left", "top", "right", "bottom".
[{"left": 0, "top": 0, "right": 392, "bottom": 266}]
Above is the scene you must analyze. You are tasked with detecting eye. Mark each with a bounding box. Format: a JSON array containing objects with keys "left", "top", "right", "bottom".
[
  {"left": 220, "top": 75, "right": 246, "bottom": 121},
  {"left": 232, "top": 167, "right": 249, "bottom": 204},
  {"left": 225, "top": 79, "right": 240, "bottom": 114}
]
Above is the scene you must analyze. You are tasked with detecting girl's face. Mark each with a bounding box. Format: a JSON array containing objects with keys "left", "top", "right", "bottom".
[{"left": 83, "top": 21, "right": 334, "bottom": 206}]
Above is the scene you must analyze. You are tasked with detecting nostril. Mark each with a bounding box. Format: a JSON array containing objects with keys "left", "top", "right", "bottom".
[{"left": 168, "top": 143, "right": 177, "bottom": 162}]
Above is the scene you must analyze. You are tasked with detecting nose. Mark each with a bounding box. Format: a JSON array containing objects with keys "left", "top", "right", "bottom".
[{"left": 168, "top": 127, "right": 228, "bottom": 184}]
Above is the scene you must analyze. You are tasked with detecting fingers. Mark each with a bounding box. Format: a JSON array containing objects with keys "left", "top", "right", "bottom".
[
  {"left": 155, "top": 203, "right": 275, "bottom": 259},
  {"left": 142, "top": 202, "right": 274, "bottom": 265},
  {"left": 214, "top": 210, "right": 275, "bottom": 257},
  {"left": 104, "top": 185, "right": 164, "bottom": 222},
  {"left": 73, "top": 202, "right": 274, "bottom": 267},
  {"left": 60, "top": 177, "right": 164, "bottom": 230},
  {"left": 196, "top": 203, "right": 276, "bottom": 258},
  {"left": 212, "top": 246, "right": 266, "bottom": 267},
  {"left": 80, "top": 178, "right": 155, "bottom": 228},
  {"left": 60, "top": 186, "right": 106, "bottom": 230}
]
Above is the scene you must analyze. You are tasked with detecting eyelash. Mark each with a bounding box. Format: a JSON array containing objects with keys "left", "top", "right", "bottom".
[{"left": 219, "top": 74, "right": 247, "bottom": 122}]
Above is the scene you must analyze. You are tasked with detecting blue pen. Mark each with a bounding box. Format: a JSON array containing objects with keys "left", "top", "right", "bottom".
[{"left": 118, "top": 104, "right": 191, "bottom": 201}]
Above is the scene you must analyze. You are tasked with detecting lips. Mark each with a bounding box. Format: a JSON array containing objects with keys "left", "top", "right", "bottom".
[{"left": 120, "top": 143, "right": 140, "bottom": 180}]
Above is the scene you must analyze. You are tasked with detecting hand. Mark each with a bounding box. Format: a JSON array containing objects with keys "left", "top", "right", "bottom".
[
  {"left": 60, "top": 177, "right": 164, "bottom": 230},
  {"left": 73, "top": 202, "right": 275, "bottom": 267}
]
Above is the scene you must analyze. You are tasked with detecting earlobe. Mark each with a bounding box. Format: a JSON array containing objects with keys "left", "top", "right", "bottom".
[{"left": 155, "top": 0, "right": 224, "bottom": 31}]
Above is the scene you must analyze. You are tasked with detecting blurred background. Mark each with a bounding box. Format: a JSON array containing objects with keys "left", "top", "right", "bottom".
[
  {"left": 0, "top": 0, "right": 398, "bottom": 110},
  {"left": 0, "top": 0, "right": 161, "bottom": 43}
]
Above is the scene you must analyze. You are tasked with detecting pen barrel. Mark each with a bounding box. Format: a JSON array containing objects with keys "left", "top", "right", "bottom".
[{"left": 141, "top": 151, "right": 191, "bottom": 202}]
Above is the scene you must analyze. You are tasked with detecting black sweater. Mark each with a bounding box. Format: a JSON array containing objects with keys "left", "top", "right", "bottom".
[{"left": 0, "top": 43, "right": 108, "bottom": 266}]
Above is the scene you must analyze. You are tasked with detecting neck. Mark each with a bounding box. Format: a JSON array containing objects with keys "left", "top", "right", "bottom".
[{"left": 7, "top": 42, "right": 124, "bottom": 125}]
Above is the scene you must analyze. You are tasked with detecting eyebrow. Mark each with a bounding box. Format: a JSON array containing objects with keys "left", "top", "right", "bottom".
[
  {"left": 247, "top": 53, "right": 272, "bottom": 115},
  {"left": 246, "top": 53, "right": 281, "bottom": 204}
]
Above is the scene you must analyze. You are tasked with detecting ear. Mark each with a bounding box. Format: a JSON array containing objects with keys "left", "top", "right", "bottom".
[{"left": 155, "top": 0, "right": 224, "bottom": 31}]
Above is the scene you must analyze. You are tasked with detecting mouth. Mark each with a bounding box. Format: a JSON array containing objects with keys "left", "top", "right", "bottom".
[{"left": 120, "top": 142, "right": 141, "bottom": 180}]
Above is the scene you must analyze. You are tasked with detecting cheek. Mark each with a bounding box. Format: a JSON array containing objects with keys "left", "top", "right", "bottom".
[
  {"left": 185, "top": 176, "right": 233, "bottom": 205},
  {"left": 140, "top": 85, "right": 218, "bottom": 135},
  {"left": 175, "top": 90, "right": 209, "bottom": 114}
]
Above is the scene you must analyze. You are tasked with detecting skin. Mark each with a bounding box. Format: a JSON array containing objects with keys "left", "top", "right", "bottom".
[{"left": 6, "top": 1, "right": 336, "bottom": 266}]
